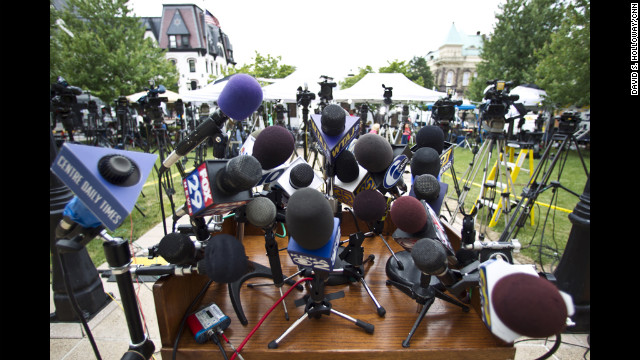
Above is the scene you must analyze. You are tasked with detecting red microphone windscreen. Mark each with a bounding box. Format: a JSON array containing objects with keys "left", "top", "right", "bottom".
[
  {"left": 492, "top": 273, "right": 568, "bottom": 338},
  {"left": 390, "top": 196, "right": 427, "bottom": 234}
]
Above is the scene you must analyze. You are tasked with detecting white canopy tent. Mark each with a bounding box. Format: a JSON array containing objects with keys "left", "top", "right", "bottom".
[
  {"left": 261, "top": 70, "right": 325, "bottom": 104},
  {"left": 333, "top": 73, "right": 446, "bottom": 103},
  {"left": 178, "top": 77, "right": 230, "bottom": 103},
  {"left": 509, "top": 84, "right": 547, "bottom": 108},
  {"left": 126, "top": 88, "right": 182, "bottom": 103}
]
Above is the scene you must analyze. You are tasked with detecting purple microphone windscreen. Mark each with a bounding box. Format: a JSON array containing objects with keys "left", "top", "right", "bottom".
[
  {"left": 252, "top": 125, "right": 295, "bottom": 170},
  {"left": 492, "top": 273, "right": 568, "bottom": 338},
  {"left": 353, "top": 133, "right": 393, "bottom": 173},
  {"left": 411, "top": 238, "right": 447, "bottom": 274},
  {"left": 285, "top": 188, "right": 334, "bottom": 250},
  {"left": 416, "top": 125, "right": 445, "bottom": 154},
  {"left": 334, "top": 150, "right": 359, "bottom": 183},
  {"left": 410, "top": 147, "right": 441, "bottom": 178},
  {"left": 390, "top": 195, "right": 427, "bottom": 234},
  {"left": 217, "top": 73, "right": 263, "bottom": 120},
  {"left": 413, "top": 174, "right": 440, "bottom": 203},
  {"left": 197, "top": 234, "right": 247, "bottom": 283},
  {"left": 321, "top": 104, "right": 346, "bottom": 136},
  {"left": 353, "top": 189, "right": 387, "bottom": 222}
]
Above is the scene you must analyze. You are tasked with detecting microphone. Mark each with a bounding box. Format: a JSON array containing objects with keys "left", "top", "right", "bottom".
[
  {"left": 334, "top": 149, "right": 360, "bottom": 183},
  {"left": 288, "top": 162, "right": 315, "bottom": 189},
  {"left": 353, "top": 189, "right": 387, "bottom": 224},
  {"left": 410, "top": 238, "right": 463, "bottom": 293},
  {"left": 321, "top": 104, "right": 346, "bottom": 136},
  {"left": 153, "top": 232, "right": 202, "bottom": 266},
  {"left": 182, "top": 155, "right": 262, "bottom": 217},
  {"left": 353, "top": 133, "right": 394, "bottom": 173},
  {"left": 160, "top": 74, "right": 263, "bottom": 173},
  {"left": 479, "top": 258, "right": 575, "bottom": 342},
  {"left": 412, "top": 174, "right": 440, "bottom": 204},
  {"left": 251, "top": 125, "right": 296, "bottom": 170},
  {"left": 390, "top": 195, "right": 427, "bottom": 234},
  {"left": 286, "top": 188, "right": 340, "bottom": 271},
  {"left": 135, "top": 234, "right": 248, "bottom": 284},
  {"left": 246, "top": 196, "right": 278, "bottom": 228},
  {"left": 410, "top": 147, "right": 441, "bottom": 179},
  {"left": 415, "top": 125, "right": 445, "bottom": 154},
  {"left": 258, "top": 157, "right": 324, "bottom": 200}
]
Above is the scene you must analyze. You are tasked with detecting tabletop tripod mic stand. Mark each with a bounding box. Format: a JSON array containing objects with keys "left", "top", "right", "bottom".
[
  {"left": 228, "top": 192, "right": 303, "bottom": 326},
  {"left": 386, "top": 261, "right": 469, "bottom": 348},
  {"left": 268, "top": 269, "right": 375, "bottom": 349},
  {"left": 335, "top": 230, "right": 386, "bottom": 316}
]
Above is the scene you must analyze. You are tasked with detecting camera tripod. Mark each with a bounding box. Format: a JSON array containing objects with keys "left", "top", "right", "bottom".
[
  {"left": 497, "top": 127, "right": 590, "bottom": 261},
  {"left": 268, "top": 269, "right": 375, "bottom": 349},
  {"left": 448, "top": 127, "right": 517, "bottom": 240}
]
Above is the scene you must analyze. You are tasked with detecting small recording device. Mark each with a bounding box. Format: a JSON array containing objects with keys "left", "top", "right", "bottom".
[{"left": 187, "top": 303, "right": 231, "bottom": 344}]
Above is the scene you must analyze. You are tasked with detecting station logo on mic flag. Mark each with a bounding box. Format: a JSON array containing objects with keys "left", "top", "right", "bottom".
[
  {"left": 287, "top": 218, "right": 340, "bottom": 271},
  {"left": 309, "top": 113, "right": 359, "bottom": 163},
  {"left": 183, "top": 162, "right": 214, "bottom": 216}
]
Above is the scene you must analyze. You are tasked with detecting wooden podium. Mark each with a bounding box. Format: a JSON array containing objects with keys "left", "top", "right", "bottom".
[{"left": 153, "top": 213, "right": 515, "bottom": 359}]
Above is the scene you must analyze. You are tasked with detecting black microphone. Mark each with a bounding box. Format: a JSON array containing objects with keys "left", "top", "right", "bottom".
[
  {"left": 412, "top": 174, "right": 440, "bottom": 204},
  {"left": 285, "top": 188, "right": 335, "bottom": 251},
  {"left": 411, "top": 238, "right": 460, "bottom": 289},
  {"left": 410, "top": 147, "right": 441, "bottom": 178},
  {"left": 153, "top": 232, "right": 201, "bottom": 265},
  {"left": 353, "top": 189, "right": 387, "bottom": 224},
  {"left": 252, "top": 125, "right": 296, "bottom": 170},
  {"left": 415, "top": 125, "right": 445, "bottom": 154},
  {"left": 246, "top": 196, "right": 278, "bottom": 229},
  {"left": 288, "top": 163, "right": 315, "bottom": 189},
  {"left": 321, "top": 104, "right": 346, "bottom": 136},
  {"left": 334, "top": 150, "right": 359, "bottom": 183},
  {"left": 160, "top": 74, "right": 263, "bottom": 173},
  {"left": 353, "top": 133, "right": 394, "bottom": 173}
]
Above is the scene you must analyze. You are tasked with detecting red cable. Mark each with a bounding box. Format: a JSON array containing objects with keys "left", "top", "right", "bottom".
[{"left": 230, "top": 277, "right": 313, "bottom": 360}]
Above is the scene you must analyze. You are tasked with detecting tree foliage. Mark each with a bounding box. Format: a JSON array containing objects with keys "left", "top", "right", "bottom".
[
  {"left": 535, "top": 0, "right": 590, "bottom": 108},
  {"left": 338, "top": 57, "right": 434, "bottom": 90},
  {"left": 50, "top": 0, "right": 179, "bottom": 103},
  {"left": 222, "top": 51, "right": 295, "bottom": 82},
  {"left": 467, "top": 0, "right": 565, "bottom": 102}
]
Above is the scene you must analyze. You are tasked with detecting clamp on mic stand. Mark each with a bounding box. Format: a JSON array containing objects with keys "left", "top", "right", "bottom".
[
  {"left": 386, "top": 270, "right": 469, "bottom": 348},
  {"left": 268, "top": 269, "right": 375, "bottom": 349},
  {"left": 55, "top": 221, "right": 155, "bottom": 360}
]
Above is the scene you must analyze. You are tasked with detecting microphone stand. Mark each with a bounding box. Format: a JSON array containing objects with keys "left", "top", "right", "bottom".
[
  {"left": 227, "top": 192, "right": 303, "bottom": 326},
  {"left": 268, "top": 269, "right": 375, "bottom": 349},
  {"left": 386, "top": 271, "right": 469, "bottom": 348},
  {"left": 55, "top": 225, "right": 155, "bottom": 360}
]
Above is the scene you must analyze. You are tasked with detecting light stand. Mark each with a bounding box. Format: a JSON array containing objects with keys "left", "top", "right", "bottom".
[{"left": 268, "top": 269, "right": 375, "bottom": 349}]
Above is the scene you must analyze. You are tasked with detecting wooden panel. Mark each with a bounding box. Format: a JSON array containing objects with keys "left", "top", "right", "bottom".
[{"left": 153, "top": 212, "right": 514, "bottom": 359}]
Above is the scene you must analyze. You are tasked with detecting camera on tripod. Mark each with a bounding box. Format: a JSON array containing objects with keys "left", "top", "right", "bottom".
[
  {"left": 318, "top": 75, "right": 336, "bottom": 102},
  {"left": 115, "top": 96, "right": 129, "bottom": 117},
  {"left": 296, "top": 84, "right": 316, "bottom": 107},
  {"left": 138, "top": 82, "right": 169, "bottom": 126},
  {"left": 382, "top": 84, "right": 393, "bottom": 105},
  {"left": 556, "top": 111, "right": 580, "bottom": 134},
  {"left": 274, "top": 103, "right": 288, "bottom": 125},
  {"left": 480, "top": 80, "right": 520, "bottom": 132},
  {"left": 431, "top": 88, "right": 463, "bottom": 130},
  {"left": 51, "top": 76, "right": 83, "bottom": 132}
]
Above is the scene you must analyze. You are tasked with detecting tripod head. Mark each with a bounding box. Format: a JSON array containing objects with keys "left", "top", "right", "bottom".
[{"left": 480, "top": 80, "right": 520, "bottom": 133}]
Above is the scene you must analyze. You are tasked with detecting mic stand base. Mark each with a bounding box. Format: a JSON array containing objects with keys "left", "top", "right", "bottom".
[
  {"left": 386, "top": 276, "right": 469, "bottom": 347},
  {"left": 268, "top": 271, "right": 375, "bottom": 349},
  {"left": 228, "top": 261, "right": 303, "bottom": 326}
]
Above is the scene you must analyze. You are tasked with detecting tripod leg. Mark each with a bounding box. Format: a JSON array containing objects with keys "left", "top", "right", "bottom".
[
  {"left": 330, "top": 308, "right": 375, "bottom": 334},
  {"left": 433, "top": 289, "right": 470, "bottom": 312},
  {"left": 268, "top": 312, "right": 309, "bottom": 349},
  {"left": 358, "top": 277, "right": 386, "bottom": 317},
  {"left": 402, "top": 297, "right": 434, "bottom": 348}
]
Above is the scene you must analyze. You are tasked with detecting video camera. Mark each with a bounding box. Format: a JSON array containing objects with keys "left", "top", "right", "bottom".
[
  {"left": 296, "top": 84, "right": 316, "bottom": 107},
  {"left": 556, "top": 111, "right": 581, "bottom": 135},
  {"left": 432, "top": 88, "right": 463, "bottom": 123},
  {"left": 480, "top": 80, "right": 520, "bottom": 133},
  {"left": 318, "top": 75, "right": 336, "bottom": 101},
  {"left": 138, "top": 81, "right": 168, "bottom": 125},
  {"left": 382, "top": 84, "right": 393, "bottom": 105},
  {"left": 115, "top": 96, "right": 129, "bottom": 117},
  {"left": 50, "top": 76, "right": 83, "bottom": 129}
]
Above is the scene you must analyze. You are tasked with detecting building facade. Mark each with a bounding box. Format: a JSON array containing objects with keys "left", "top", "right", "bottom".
[
  {"left": 141, "top": 3, "right": 235, "bottom": 94},
  {"left": 426, "top": 23, "right": 483, "bottom": 98}
]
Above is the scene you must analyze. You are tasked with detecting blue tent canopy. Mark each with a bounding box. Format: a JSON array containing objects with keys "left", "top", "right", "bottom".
[{"left": 426, "top": 104, "right": 476, "bottom": 110}]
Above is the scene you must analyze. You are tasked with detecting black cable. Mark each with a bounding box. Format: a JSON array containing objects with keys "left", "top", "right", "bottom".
[
  {"left": 211, "top": 333, "right": 229, "bottom": 360},
  {"left": 171, "top": 279, "right": 214, "bottom": 360},
  {"left": 535, "top": 333, "right": 562, "bottom": 360},
  {"left": 346, "top": 207, "right": 361, "bottom": 233},
  {"left": 58, "top": 252, "right": 103, "bottom": 360}
]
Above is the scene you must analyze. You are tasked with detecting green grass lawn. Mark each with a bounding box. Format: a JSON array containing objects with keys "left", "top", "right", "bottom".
[{"left": 440, "top": 137, "right": 590, "bottom": 270}]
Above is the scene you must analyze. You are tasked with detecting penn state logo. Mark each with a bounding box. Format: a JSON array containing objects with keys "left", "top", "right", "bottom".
[{"left": 383, "top": 154, "right": 408, "bottom": 189}]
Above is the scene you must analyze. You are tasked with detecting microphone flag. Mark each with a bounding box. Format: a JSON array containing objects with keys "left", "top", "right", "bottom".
[{"left": 308, "top": 113, "right": 359, "bottom": 164}]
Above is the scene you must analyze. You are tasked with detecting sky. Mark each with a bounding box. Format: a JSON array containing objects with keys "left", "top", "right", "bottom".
[{"left": 128, "top": 0, "right": 506, "bottom": 83}]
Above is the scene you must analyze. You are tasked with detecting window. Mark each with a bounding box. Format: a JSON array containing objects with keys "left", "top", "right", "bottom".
[
  {"left": 462, "top": 71, "right": 471, "bottom": 86},
  {"left": 181, "top": 35, "right": 190, "bottom": 48},
  {"left": 190, "top": 80, "right": 198, "bottom": 90},
  {"left": 189, "top": 59, "right": 196, "bottom": 72},
  {"left": 169, "top": 35, "right": 177, "bottom": 49},
  {"left": 446, "top": 71, "right": 454, "bottom": 86},
  {"left": 168, "top": 59, "right": 177, "bottom": 66}
]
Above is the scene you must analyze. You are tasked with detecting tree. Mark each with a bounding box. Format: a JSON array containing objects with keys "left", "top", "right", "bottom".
[
  {"left": 407, "top": 56, "right": 435, "bottom": 89},
  {"left": 339, "top": 65, "right": 374, "bottom": 89},
  {"left": 535, "top": 0, "right": 590, "bottom": 108},
  {"left": 51, "top": 0, "right": 179, "bottom": 103},
  {"left": 222, "top": 51, "right": 295, "bottom": 82},
  {"left": 467, "top": 0, "right": 564, "bottom": 101}
]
